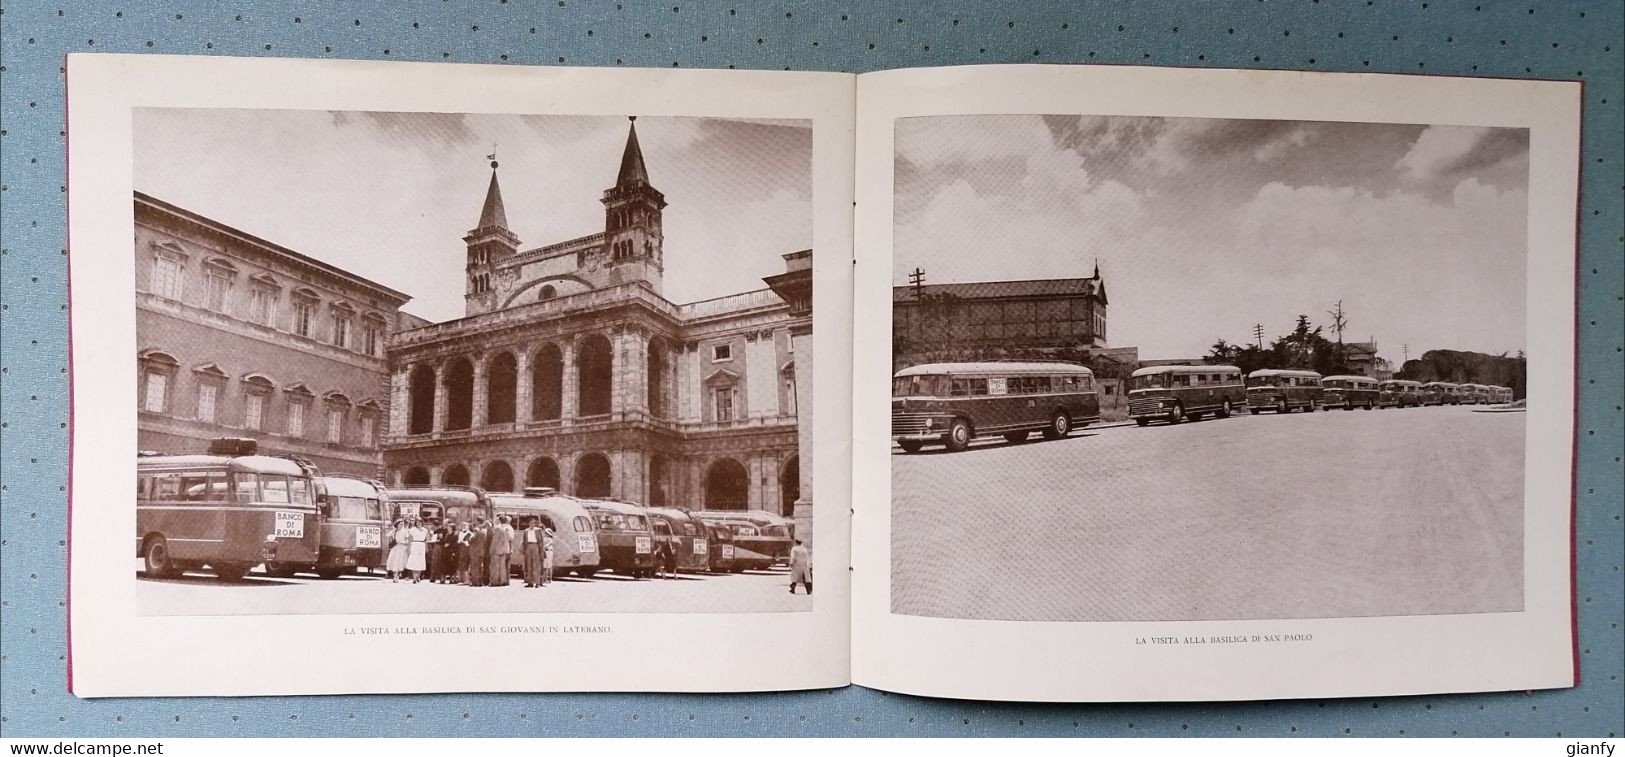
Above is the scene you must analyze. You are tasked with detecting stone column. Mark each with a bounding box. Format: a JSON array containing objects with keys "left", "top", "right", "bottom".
[
  {"left": 746, "top": 330, "right": 779, "bottom": 419},
  {"left": 557, "top": 452, "right": 576, "bottom": 497},
  {"left": 611, "top": 328, "right": 649, "bottom": 419},
  {"left": 514, "top": 348, "right": 532, "bottom": 424},
  {"left": 790, "top": 326, "right": 813, "bottom": 548},
  {"left": 432, "top": 359, "right": 449, "bottom": 434},
  {"left": 560, "top": 338, "right": 578, "bottom": 424},
  {"left": 470, "top": 353, "right": 488, "bottom": 427},
  {"left": 388, "top": 367, "right": 409, "bottom": 438},
  {"left": 679, "top": 342, "right": 701, "bottom": 422},
  {"left": 617, "top": 449, "right": 647, "bottom": 505}
]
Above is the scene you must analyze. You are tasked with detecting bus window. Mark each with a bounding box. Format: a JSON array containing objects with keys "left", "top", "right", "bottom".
[
  {"left": 365, "top": 498, "right": 384, "bottom": 521},
  {"left": 290, "top": 478, "right": 312, "bottom": 505},
  {"left": 182, "top": 472, "right": 228, "bottom": 502},
  {"left": 261, "top": 475, "right": 292, "bottom": 503},
  {"left": 893, "top": 375, "right": 947, "bottom": 398},
  {"left": 573, "top": 516, "right": 592, "bottom": 532},
  {"left": 332, "top": 496, "right": 374, "bottom": 521},
  {"left": 232, "top": 472, "right": 259, "bottom": 503},
  {"left": 627, "top": 515, "right": 649, "bottom": 530},
  {"left": 950, "top": 378, "right": 971, "bottom": 397},
  {"left": 153, "top": 474, "right": 183, "bottom": 501},
  {"left": 969, "top": 378, "right": 989, "bottom": 396},
  {"left": 137, "top": 476, "right": 149, "bottom": 502}
]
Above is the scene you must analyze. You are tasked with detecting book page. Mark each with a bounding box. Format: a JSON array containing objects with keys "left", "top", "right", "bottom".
[
  {"left": 851, "top": 64, "right": 1578, "bottom": 701},
  {"left": 66, "top": 54, "right": 854, "bottom": 697}
]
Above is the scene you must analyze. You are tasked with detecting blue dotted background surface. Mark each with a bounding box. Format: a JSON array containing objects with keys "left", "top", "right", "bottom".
[{"left": 1, "top": 0, "right": 1620, "bottom": 738}]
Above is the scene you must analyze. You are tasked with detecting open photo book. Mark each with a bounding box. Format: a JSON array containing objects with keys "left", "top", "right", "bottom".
[{"left": 65, "top": 54, "right": 1581, "bottom": 701}]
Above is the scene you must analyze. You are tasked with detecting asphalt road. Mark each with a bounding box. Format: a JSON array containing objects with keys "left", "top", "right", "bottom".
[
  {"left": 891, "top": 404, "right": 1525, "bottom": 622},
  {"left": 138, "top": 563, "right": 811, "bottom": 616}
]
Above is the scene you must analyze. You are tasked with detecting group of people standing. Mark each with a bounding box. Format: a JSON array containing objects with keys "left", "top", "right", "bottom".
[{"left": 384, "top": 515, "right": 556, "bottom": 588}]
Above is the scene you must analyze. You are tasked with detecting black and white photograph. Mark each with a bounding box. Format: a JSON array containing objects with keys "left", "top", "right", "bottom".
[
  {"left": 131, "top": 109, "right": 816, "bottom": 615},
  {"left": 889, "top": 114, "right": 1530, "bottom": 623}
]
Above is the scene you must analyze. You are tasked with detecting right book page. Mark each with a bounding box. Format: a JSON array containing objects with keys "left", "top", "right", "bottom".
[{"left": 849, "top": 64, "right": 1581, "bottom": 702}]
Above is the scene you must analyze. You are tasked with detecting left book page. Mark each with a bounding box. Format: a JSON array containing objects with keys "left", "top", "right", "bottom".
[{"left": 65, "top": 53, "right": 854, "bottom": 697}]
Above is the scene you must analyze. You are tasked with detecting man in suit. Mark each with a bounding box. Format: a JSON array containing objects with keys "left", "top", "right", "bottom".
[
  {"left": 488, "top": 514, "right": 514, "bottom": 587},
  {"left": 521, "top": 517, "right": 544, "bottom": 588},
  {"left": 466, "top": 518, "right": 490, "bottom": 587}
]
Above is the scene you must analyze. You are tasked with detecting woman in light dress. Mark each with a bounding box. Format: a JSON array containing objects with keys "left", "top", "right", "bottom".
[
  {"left": 405, "top": 517, "right": 430, "bottom": 583},
  {"left": 385, "top": 519, "right": 410, "bottom": 582}
]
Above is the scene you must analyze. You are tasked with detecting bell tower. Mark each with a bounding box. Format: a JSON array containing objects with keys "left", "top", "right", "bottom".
[
  {"left": 463, "top": 159, "right": 520, "bottom": 316},
  {"left": 595, "top": 116, "right": 667, "bottom": 294}
]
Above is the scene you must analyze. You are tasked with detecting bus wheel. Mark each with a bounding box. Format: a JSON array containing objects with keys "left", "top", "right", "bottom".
[
  {"left": 577, "top": 568, "right": 598, "bottom": 579},
  {"left": 212, "top": 563, "right": 251, "bottom": 582},
  {"left": 945, "top": 419, "right": 972, "bottom": 451},
  {"left": 143, "top": 536, "right": 179, "bottom": 579},
  {"left": 264, "top": 562, "right": 298, "bottom": 578},
  {"left": 1167, "top": 404, "right": 1184, "bottom": 424},
  {"left": 315, "top": 567, "right": 345, "bottom": 580},
  {"left": 1218, "top": 399, "right": 1233, "bottom": 418},
  {"left": 1135, "top": 418, "right": 1151, "bottom": 427},
  {"left": 897, "top": 440, "right": 925, "bottom": 454},
  {"left": 1003, "top": 430, "right": 1028, "bottom": 443},
  {"left": 1042, "top": 412, "right": 1071, "bottom": 440}
]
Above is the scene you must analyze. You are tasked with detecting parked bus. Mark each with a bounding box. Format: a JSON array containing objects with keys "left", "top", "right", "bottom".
[
  {"left": 1489, "top": 385, "right": 1515, "bottom": 404},
  {"left": 645, "top": 507, "right": 712, "bottom": 574},
  {"left": 1423, "top": 381, "right": 1464, "bottom": 406},
  {"left": 700, "top": 520, "right": 738, "bottom": 573},
  {"left": 1320, "top": 375, "right": 1380, "bottom": 411},
  {"left": 584, "top": 499, "right": 656, "bottom": 579},
  {"left": 136, "top": 438, "right": 320, "bottom": 581},
  {"left": 891, "top": 362, "right": 1100, "bottom": 453},
  {"left": 1465, "top": 384, "right": 1494, "bottom": 404},
  {"left": 1127, "top": 364, "right": 1246, "bottom": 425},
  {"left": 384, "top": 485, "right": 493, "bottom": 528},
  {"left": 263, "top": 475, "right": 390, "bottom": 579},
  {"left": 1244, "top": 369, "right": 1323, "bottom": 414},
  {"left": 1379, "top": 379, "right": 1425, "bottom": 408},
  {"left": 693, "top": 510, "right": 794, "bottom": 570},
  {"left": 489, "top": 489, "right": 601, "bottom": 578}
]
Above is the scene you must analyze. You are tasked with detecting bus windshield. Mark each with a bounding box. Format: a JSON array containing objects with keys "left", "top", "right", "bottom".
[
  {"left": 1130, "top": 374, "right": 1168, "bottom": 390},
  {"left": 1246, "top": 375, "right": 1279, "bottom": 387},
  {"left": 892, "top": 375, "right": 947, "bottom": 397},
  {"left": 330, "top": 496, "right": 383, "bottom": 521}
]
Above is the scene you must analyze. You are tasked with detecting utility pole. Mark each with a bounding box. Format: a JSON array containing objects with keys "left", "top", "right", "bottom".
[
  {"left": 908, "top": 267, "right": 926, "bottom": 298},
  {"left": 1252, "top": 323, "right": 1264, "bottom": 350},
  {"left": 1403, "top": 344, "right": 1409, "bottom": 362}
]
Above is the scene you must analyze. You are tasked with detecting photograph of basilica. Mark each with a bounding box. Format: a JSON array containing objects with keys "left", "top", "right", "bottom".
[
  {"left": 133, "top": 109, "right": 814, "bottom": 554},
  {"left": 383, "top": 118, "right": 814, "bottom": 531}
]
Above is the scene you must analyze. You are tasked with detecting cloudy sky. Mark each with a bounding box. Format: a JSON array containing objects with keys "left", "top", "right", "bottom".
[
  {"left": 894, "top": 115, "right": 1530, "bottom": 363},
  {"left": 135, "top": 110, "right": 812, "bottom": 322}
]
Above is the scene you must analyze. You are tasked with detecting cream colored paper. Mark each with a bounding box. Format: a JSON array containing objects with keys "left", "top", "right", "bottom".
[
  {"left": 67, "top": 54, "right": 854, "bottom": 697},
  {"left": 851, "top": 64, "right": 1578, "bottom": 702}
]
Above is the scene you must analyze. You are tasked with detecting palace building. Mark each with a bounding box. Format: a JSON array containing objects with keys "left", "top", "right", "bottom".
[
  {"left": 891, "top": 268, "right": 1109, "bottom": 370},
  {"left": 134, "top": 193, "right": 418, "bottom": 477},
  {"left": 381, "top": 119, "right": 813, "bottom": 535}
]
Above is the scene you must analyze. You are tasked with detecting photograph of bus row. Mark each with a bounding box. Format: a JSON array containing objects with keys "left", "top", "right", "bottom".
[{"left": 888, "top": 113, "right": 1530, "bottom": 623}]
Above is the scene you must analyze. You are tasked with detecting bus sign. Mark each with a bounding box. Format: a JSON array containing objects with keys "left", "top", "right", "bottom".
[
  {"left": 355, "top": 525, "right": 382, "bottom": 549},
  {"left": 274, "top": 511, "right": 306, "bottom": 538}
]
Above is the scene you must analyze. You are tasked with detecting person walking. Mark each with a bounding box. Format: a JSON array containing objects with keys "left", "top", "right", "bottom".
[
  {"left": 385, "top": 519, "right": 409, "bottom": 582},
  {"left": 405, "top": 517, "right": 429, "bottom": 583},
  {"left": 788, "top": 540, "right": 811, "bottom": 595},
  {"left": 521, "top": 518, "right": 544, "bottom": 588},
  {"left": 540, "top": 527, "right": 555, "bottom": 586},
  {"left": 488, "top": 515, "right": 514, "bottom": 587},
  {"left": 466, "top": 518, "right": 490, "bottom": 587}
]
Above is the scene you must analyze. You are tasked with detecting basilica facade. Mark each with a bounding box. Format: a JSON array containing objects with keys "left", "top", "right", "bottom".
[{"left": 381, "top": 119, "right": 813, "bottom": 535}]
